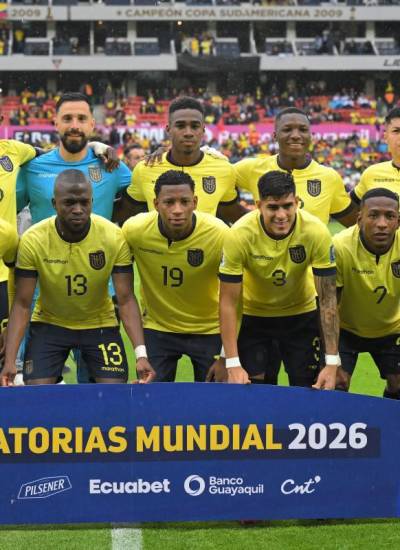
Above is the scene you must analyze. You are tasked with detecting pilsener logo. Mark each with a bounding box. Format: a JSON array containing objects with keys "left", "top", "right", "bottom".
[
  {"left": 184, "top": 475, "right": 206, "bottom": 496},
  {"left": 18, "top": 476, "right": 72, "bottom": 500}
]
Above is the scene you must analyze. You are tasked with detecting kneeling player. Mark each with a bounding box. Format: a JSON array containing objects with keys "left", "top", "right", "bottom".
[
  {"left": 218, "top": 171, "right": 339, "bottom": 389},
  {"left": 1, "top": 169, "right": 154, "bottom": 386},
  {"left": 334, "top": 188, "right": 400, "bottom": 399},
  {"left": 122, "top": 170, "right": 228, "bottom": 382}
]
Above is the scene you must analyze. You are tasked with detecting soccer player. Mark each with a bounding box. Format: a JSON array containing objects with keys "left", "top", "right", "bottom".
[
  {"left": 218, "top": 171, "right": 339, "bottom": 389},
  {"left": 16, "top": 92, "right": 132, "bottom": 382},
  {"left": 0, "top": 219, "right": 19, "bottom": 356},
  {"left": 122, "top": 170, "right": 228, "bottom": 382},
  {"left": 234, "top": 107, "right": 357, "bottom": 226},
  {"left": 351, "top": 107, "right": 400, "bottom": 204},
  {"left": 334, "top": 188, "right": 400, "bottom": 399},
  {"left": 1, "top": 170, "right": 154, "bottom": 386},
  {"left": 17, "top": 92, "right": 131, "bottom": 225},
  {"left": 114, "top": 96, "right": 246, "bottom": 225}
]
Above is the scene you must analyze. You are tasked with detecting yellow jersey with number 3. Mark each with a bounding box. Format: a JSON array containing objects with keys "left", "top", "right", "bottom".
[
  {"left": 16, "top": 214, "right": 132, "bottom": 329},
  {"left": 219, "top": 209, "right": 336, "bottom": 317},
  {"left": 126, "top": 152, "right": 238, "bottom": 215},
  {"left": 334, "top": 225, "right": 400, "bottom": 338},
  {"left": 0, "top": 140, "right": 36, "bottom": 281},
  {"left": 122, "top": 211, "right": 228, "bottom": 334},
  {"left": 234, "top": 155, "right": 351, "bottom": 225}
]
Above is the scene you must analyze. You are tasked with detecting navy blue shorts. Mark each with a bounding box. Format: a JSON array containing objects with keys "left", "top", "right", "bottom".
[
  {"left": 24, "top": 322, "right": 128, "bottom": 383},
  {"left": 340, "top": 329, "right": 400, "bottom": 378}
]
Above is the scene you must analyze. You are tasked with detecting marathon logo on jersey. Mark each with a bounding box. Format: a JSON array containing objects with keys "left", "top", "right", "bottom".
[
  {"left": 307, "top": 179, "right": 321, "bottom": 197},
  {"left": 391, "top": 260, "right": 400, "bottom": 278},
  {"left": 0, "top": 156, "right": 13, "bottom": 173},
  {"left": 88, "top": 165, "right": 102, "bottom": 183},
  {"left": 289, "top": 245, "right": 306, "bottom": 264},
  {"left": 202, "top": 176, "right": 216, "bottom": 194},
  {"left": 89, "top": 250, "right": 106, "bottom": 270},
  {"left": 187, "top": 248, "right": 204, "bottom": 267},
  {"left": 18, "top": 476, "right": 72, "bottom": 500}
]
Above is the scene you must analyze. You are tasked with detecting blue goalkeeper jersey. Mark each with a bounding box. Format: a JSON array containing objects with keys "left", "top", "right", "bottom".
[{"left": 16, "top": 148, "right": 131, "bottom": 224}]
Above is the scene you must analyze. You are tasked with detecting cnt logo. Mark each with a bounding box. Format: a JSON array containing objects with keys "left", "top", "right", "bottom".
[
  {"left": 18, "top": 476, "right": 72, "bottom": 500},
  {"left": 281, "top": 476, "right": 321, "bottom": 495}
]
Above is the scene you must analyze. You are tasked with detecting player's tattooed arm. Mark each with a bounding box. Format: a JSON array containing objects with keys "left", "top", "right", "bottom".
[{"left": 313, "top": 273, "right": 340, "bottom": 390}]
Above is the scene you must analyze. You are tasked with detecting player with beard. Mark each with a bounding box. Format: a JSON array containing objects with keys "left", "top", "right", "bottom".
[{"left": 16, "top": 92, "right": 132, "bottom": 383}]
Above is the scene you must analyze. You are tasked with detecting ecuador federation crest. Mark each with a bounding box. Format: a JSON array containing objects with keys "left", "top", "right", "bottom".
[
  {"left": 202, "top": 176, "right": 216, "bottom": 194},
  {"left": 307, "top": 179, "right": 321, "bottom": 197},
  {"left": 89, "top": 250, "right": 106, "bottom": 270},
  {"left": 391, "top": 260, "right": 400, "bottom": 278},
  {"left": 289, "top": 245, "right": 306, "bottom": 264},
  {"left": 0, "top": 156, "right": 13, "bottom": 172},
  {"left": 88, "top": 165, "right": 102, "bottom": 183},
  {"left": 187, "top": 248, "right": 204, "bottom": 267}
]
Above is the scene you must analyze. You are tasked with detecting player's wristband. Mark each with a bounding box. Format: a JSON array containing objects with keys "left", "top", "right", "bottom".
[
  {"left": 226, "top": 357, "right": 242, "bottom": 369},
  {"left": 135, "top": 345, "right": 148, "bottom": 359},
  {"left": 219, "top": 346, "right": 226, "bottom": 359},
  {"left": 324, "top": 354, "right": 341, "bottom": 366}
]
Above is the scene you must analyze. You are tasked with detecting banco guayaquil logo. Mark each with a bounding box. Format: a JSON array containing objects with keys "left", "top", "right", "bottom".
[
  {"left": 184, "top": 475, "right": 206, "bottom": 496},
  {"left": 18, "top": 475, "right": 72, "bottom": 500}
]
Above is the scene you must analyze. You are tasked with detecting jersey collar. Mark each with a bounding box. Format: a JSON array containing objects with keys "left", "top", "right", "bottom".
[
  {"left": 391, "top": 161, "right": 400, "bottom": 171},
  {"left": 166, "top": 150, "right": 205, "bottom": 167},
  {"left": 55, "top": 216, "right": 92, "bottom": 243},
  {"left": 276, "top": 155, "right": 312, "bottom": 172},
  {"left": 157, "top": 213, "right": 197, "bottom": 245},
  {"left": 359, "top": 228, "right": 394, "bottom": 263},
  {"left": 259, "top": 212, "right": 297, "bottom": 241}
]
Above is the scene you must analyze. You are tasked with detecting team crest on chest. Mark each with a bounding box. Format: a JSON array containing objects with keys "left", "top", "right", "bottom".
[
  {"left": 307, "top": 179, "right": 321, "bottom": 197},
  {"left": 187, "top": 248, "right": 204, "bottom": 267},
  {"left": 0, "top": 156, "right": 13, "bottom": 172},
  {"left": 88, "top": 165, "right": 102, "bottom": 183},
  {"left": 202, "top": 176, "right": 216, "bottom": 194},
  {"left": 391, "top": 260, "right": 400, "bottom": 278},
  {"left": 89, "top": 250, "right": 106, "bottom": 270},
  {"left": 289, "top": 245, "right": 306, "bottom": 264}
]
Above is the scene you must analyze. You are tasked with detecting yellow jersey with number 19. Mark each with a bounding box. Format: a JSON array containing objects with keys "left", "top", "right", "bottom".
[
  {"left": 0, "top": 140, "right": 36, "bottom": 282},
  {"left": 16, "top": 214, "right": 132, "bottom": 330},
  {"left": 219, "top": 209, "right": 336, "bottom": 317},
  {"left": 122, "top": 211, "right": 228, "bottom": 334},
  {"left": 333, "top": 225, "right": 400, "bottom": 338},
  {"left": 125, "top": 152, "right": 238, "bottom": 215},
  {"left": 234, "top": 155, "right": 351, "bottom": 225}
]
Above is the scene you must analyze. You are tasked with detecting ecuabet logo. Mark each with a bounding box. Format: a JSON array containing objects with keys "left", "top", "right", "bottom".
[
  {"left": 18, "top": 476, "right": 72, "bottom": 500},
  {"left": 184, "top": 475, "right": 206, "bottom": 496}
]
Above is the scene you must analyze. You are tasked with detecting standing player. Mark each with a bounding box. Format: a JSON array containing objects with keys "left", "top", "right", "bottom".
[
  {"left": 0, "top": 219, "right": 19, "bottom": 357},
  {"left": 218, "top": 171, "right": 339, "bottom": 389},
  {"left": 1, "top": 170, "right": 154, "bottom": 386},
  {"left": 122, "top": 170, "right": 228, "bottom": 382},
  {"left": 16, "top": 92, "right": 132, "bottom": 382},
  {"left": 234, "top": 107, "right": 357, "bottom": 226},
  {"left": 334, "top": 188, "right": 400, "bottom": 399},
  {"left": 124, "top": 144, "right": 146, "bottom": 171},
  {"left": 114, "top": 96, "right": 246, "bottom": 225},
  {"left": 351, "top": 107, "right": 400, "bottom": 204}
]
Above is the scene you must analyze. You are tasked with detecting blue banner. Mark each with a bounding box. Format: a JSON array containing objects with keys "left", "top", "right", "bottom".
[{"left": 0, "top": 383, "right": 399, "bottom": 524}]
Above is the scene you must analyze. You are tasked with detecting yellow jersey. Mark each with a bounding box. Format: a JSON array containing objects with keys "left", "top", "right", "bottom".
[
  {"left": 16, "top": 214, "right": 132, "bottom": 330},
  {"left": 0, "top": 140, "right": 36, "bottom": 281},
  {"left": 0, "top": 218, "right": 19, "bottom": 268},
  {"left": 352, "top": 161, "right": 400, "bottom": 203},
  {"left": 334, "top": 225, "right": 400, "bottom": 338},
  {"left": 122, "top": 211, "right": 228, "bottom": 334},
  {"left": 125, "top": 152, "right": 238, "bottom": 216},
  {"left": 219, "top": 209, "right": 336, "bottom": 317},
  {"left": 234, "top": 155, "right": 351, "bottom": 225}
]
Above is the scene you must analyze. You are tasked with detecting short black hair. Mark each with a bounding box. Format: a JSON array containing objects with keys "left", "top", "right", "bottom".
[
  {"left": 385, "top": 107, "right": 400, "bottom": 125},
  {"left": 258, "top": 170, "right": 296, "bottom": 200},
  {"left": 154, "top": 170, "right": 195, "bottom": 197},
  {"left": 55, "top": 92, "right": 92, "bottom": 113},
  {"left": 360, "top": 187, "right": 399, "bottom": 207},
  {"left": 169, "top": 96, "right": 204, "bottom": 118},
  {"left": 123, "top": 143, "right": 145, "bottom": 156},
  {"left": 275, "top": 107, "right": 309, "bottom": 128}
]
